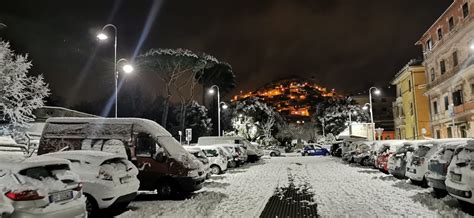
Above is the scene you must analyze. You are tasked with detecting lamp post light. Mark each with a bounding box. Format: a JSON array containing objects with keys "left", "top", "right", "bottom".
[
  {"left": 209, "top": 85, "right": 222, "bottom": 136},
  {"left": 97, "top": 24, "right": 121, "bottom": 117},
  {"left": 348, "top": 109, "right": 358, "bottom": 136},
  {"left": 368, "top": 87, "right": 381, "bottom": 140}
]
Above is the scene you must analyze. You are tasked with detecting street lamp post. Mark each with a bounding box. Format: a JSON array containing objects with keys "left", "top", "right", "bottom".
[
  {"left": 97, "top": 24, "right": 119, "bottom": 117},
  {"left": 368, "top": 87, "right": 381, "bottom": 140},
  {"left": 348, "top": 109, "right": 357, "bottom": 136},
  {"left": 209, "top": 85, "right": 221, "bottom": 136}
]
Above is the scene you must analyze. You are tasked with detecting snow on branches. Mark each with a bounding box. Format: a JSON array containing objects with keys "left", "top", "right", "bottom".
[{"left": 0, "top": 40, "right": 50, "bottom": 135}]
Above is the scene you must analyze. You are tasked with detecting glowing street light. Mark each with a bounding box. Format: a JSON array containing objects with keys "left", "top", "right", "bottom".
[
  {"left": 221, "top": 103, "right": 228, "bottom": 110},
  {"left": 96, "top": 33, "right": 108, "bottom": 41},
  {"left": 369, "top": 87, "right": 381, "bottom": 140},
  {"left": 209, "top": 85, "right": 222, "bottom": 136},
  {"left": 122, "top": 64, "right": 134, "bottom": 74},
  {"left": 470, "top": 43, "right": 474, "bottom": 50}
]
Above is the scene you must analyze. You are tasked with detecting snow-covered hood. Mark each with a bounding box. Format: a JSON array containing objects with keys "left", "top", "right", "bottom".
[
  {"left": 43, "top": 150, "right": 124, "bottom": 166},
  {"left": 0, "top": 155, "right": 70, "bottom": 172}
]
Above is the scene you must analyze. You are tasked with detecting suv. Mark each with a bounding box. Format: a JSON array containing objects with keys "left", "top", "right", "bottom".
[
  {"left": 445, "top": 140, "right": 474, "bottom": 208},
  {"left": 42, "top": 150, "right": 140, "bottom": 216},
  {"left": 387, "top": 142, "right": 420, "bottom": 179},
  {"left": 38, "top": 117, "right": 206, "bottom": 198},
  {"left": 426, "top": 141, "right": 466, "bottom": 197}
]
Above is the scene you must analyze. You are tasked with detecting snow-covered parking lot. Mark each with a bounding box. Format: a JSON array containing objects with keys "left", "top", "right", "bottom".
[{"left": 119, "top": 155, "right": 473, "bottom": 217}]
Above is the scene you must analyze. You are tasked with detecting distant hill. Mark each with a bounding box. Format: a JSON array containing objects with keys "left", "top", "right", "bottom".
[{"left": 232, "top": 78, "right": 340, "bottom": 122}]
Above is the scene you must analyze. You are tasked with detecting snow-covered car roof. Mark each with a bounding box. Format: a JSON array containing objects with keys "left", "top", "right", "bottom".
[
  {"left": 183, "top": 146, "right": 203, "bottom": 153},
  {"left": 0, "top": 136, "right": 17, "bottom": 145},
  {"left": 438, "top": 141, "right": 468, "bottom": 150},
  {"left": 46, "top": 117, "right": 172, "bottom": 137},
  {"left": 0, "top": 155, "right": 70, "bottom": 172},
  {"left": 42, "top": 150, "right": 124, "bottom": 165}
]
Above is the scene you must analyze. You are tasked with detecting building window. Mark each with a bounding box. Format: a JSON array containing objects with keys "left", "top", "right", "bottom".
[
  {"left": 410, "top": 102, "right": 414, "bottom": 116},
  {"left": 437, "top": 28, "right": 443, "bottom": 40},
  {"left": 430, "top": 68, "right": 436, "bottom": 81},
  {"left": 463, "top": 3, "right": 469, "bottom": 18},
  {"left": 447, "top": 127, "right": 453, "bottom": 138},
  {"left": 453, "top": 89, "right": 463, "bottom": 106},
  {"left": 440, "top": 60, "right": 446, "bottom": 74},
  {"left": 426, "top": 38, "right": 433, "bottom": 51},
  {"left": 453, "top": 51, "right": 458, "bottom": 66},
  {"left": 433, "top": 101, "right": 438, "bottom": 114},
  {"left": 408, "top": 80, "right": 412, "bottom": 92},
  {"left": 436, "top": 130, "right": 441, "bottom": 138},
  {"left": 471, "top": 83, "right": 474, "bottom": 94},
  {"left": 444, "top": 96, "right": 449, "bottom": 110},
  {"left": 460, "top": 126, "right": 467, "bottom": 138},
  {"left": 448, "top": 17, "right": 455, "bottom": 31}
]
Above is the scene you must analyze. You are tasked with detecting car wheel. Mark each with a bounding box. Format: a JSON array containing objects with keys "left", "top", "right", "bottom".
[
  {"left": 270, "top": 152, "right": 276, "bottom": 157},
  {"left": 156, "top": 181, "right": 174, "bottom": 199},
  {"left": 420, "top": 177, "right": 429, "bottom": 188},
  {"left": 85, "top": 194, "right": 99, "bottom": 217},
  {"left": 229, "top": 161, "right": 237, "bottom": 168},
  {"left": 431, "top": 188, "right": 448, "bottom": 198},
  {"left": 211, "top": 165, "right": 221, "bottom": 175}
]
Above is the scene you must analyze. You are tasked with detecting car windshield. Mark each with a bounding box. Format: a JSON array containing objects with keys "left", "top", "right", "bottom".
[{"left": 414, "top": 146, "right": 431, "bottom": 157}]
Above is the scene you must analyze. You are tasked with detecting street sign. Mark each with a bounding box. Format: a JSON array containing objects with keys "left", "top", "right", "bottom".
[{"left": 185, "top": 128, "right": 192, "bottom": 144}]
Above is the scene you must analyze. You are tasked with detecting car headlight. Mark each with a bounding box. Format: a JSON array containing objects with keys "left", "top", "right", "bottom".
[{"left": 188, "top": 169, "right": 200, "bottom": 177}]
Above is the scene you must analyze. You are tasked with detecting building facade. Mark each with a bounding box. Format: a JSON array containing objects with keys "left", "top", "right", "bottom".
[
  {"left": 416, "top": 0, "right": 474, "bottom": 138},
  {"left": 391, "top": 60, "right": 432, "bottom": 140}
]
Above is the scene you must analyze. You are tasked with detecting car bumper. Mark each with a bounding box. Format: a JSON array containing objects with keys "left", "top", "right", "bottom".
[
  {"left": 406, "top": 166, "right": 424, "bottom": 181},
  {"left": 446, "top": 182, "right": 473, "bottom": 203},
  {"left": 388, "top": 167, "right": 406, "bottom": 178},
  {"left": 426, "top": 176, "right": 446, "bottom": 190},
  {"left": 85, "top": 178, "right": 140, "bottom": 209},
  {"left": 12, "top": 196, "right": 86, "bottom": 218},
  {"left": 175, "top": 176, "right": 205, "bottom": 192}
]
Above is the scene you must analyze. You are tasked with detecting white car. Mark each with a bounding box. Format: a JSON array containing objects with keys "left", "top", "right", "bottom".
[
  {"left": 0, "top": 154, "right": 86, "bottom": 217},
  {"left": 406, "top": 139, "right": 468, "bottom": 186},
  {"left": 196, "top": 145, "right": 228, "bottom": 174},
  {"left": 198, "top": 136, "right": 263, "bottom": 162},
  {"left": 183, "top": 146, "right": 212, "bottom": 178},
  {"left": 445, "top": 140, "right": 474, "bottom": 207},
  {"left": 42, "top": 150, "right": 139, "bottom": 216},
  {"left": 0, "top": 136, "right": 28, "bottom": 156}
]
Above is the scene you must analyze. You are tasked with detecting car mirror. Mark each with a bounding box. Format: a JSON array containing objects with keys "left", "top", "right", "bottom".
[{"left": 154, "top": 151, "right": 167, "bottom": 162}]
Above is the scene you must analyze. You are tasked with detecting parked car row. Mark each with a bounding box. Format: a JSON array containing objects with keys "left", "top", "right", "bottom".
[
  {"left": 336, "top": 138, "right": 474, "bottom": 209},
  {"left": 0, "top": 117, "right": 266, "bottom": 217}
]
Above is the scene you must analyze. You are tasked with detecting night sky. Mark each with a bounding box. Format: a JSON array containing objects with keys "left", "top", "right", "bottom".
[{"left": 0, "top": 0, "right": 452, "bottom": 106}]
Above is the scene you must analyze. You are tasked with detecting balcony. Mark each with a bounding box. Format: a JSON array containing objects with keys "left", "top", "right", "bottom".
[{"left": 454, "top": 101, "right": 474, "bottom": 115}]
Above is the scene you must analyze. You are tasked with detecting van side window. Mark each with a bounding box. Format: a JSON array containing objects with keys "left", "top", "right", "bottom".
[
  {"left": 136, "top": 134, "right": 156, "bottom": 157},
  {"left": 234, "top": 140, "right": 240, "bottom": 144}
]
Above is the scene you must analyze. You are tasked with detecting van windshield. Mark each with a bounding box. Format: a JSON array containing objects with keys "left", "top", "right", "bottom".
[
  {"left": 156, "top": 136, "right": 189, "bottom": 158},
  {"left": 414, "top": 146, "right": 431, "bottom": 157}
]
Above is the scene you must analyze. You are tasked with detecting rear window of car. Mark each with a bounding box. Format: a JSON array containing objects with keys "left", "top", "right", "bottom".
[
  {"left": 203, "top": 149, "right": 218, "bottom": 157},
  {"left": 19, "top": 164, "right": 70, "bottom": 180},
  {"left": 101, "top": 157, "right": 126, "bottom": 166},
  {"left": 414, "top": 146, "right": 431, "bottom": 157}
]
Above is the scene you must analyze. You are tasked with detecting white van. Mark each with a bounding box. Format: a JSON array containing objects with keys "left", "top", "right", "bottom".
[{"left": 198, "top": 136, "right": 263, "bottom": 162}]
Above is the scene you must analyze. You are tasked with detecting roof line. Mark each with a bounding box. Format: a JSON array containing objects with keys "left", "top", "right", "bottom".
[{"left": 416, "top": 1, "right": 456, "bottom": 45}]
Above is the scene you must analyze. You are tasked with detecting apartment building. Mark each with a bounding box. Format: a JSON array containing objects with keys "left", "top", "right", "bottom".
[{"left": 416, "top": 0, "right": 474, "bottom": 138}]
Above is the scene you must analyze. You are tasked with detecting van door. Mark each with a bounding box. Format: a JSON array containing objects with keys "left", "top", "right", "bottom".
[{"left": 134, "top": 133, "right": 169, "bottom": 190}]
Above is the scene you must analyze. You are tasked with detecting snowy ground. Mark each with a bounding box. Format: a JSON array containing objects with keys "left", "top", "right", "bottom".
[{"left": 118, "top": 154, "right": 473, "bottom": 217}]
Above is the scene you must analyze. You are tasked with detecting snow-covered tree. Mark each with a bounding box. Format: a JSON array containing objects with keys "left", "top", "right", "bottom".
[
  {"left": 318, "top": 98, "right": 369, "bottom": 136},
  {"left": 170, "top": 100, "right": 212, "bottom": 142},
  {"left": 0, "top": 40, "right": 50, "bottom": 135}
]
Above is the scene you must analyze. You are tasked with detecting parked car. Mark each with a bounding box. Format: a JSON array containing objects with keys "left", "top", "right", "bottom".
[
  {"left": 330, "top": 141, "right": 344, "bottom": 157},
  {"left": 342, "top": 142, "right": 358, "bottom": 162},
  {"left": 426, "top": 141, "right": 466, "bottom": 197},
  {"left": 198, "top": 136, "right": 264, "bottom": 162},
  {"left": 387, "top": 142, "right": 420, "bottom": 179},
  {"left": 375, "top": 141, "right": 406, "bottom": 173},
  {"left": 220, "top": 144, "right": 246, "bottom": 166},
  {"left": 183, "top": 146, "right": 212, "bottom": 179},
  {"left": 264, "top": 146, "right": 284, "bottom": 157},
  {"left": 42, "top": 150, "right": 140, "bottom": 216},
  {"left": 196, "top": 145, "right": 228, "bottom": 174},
  {"left": 301, "top": 144, "right": 330, "bottom": 156},
  {"left": 38, "top": 117, "right": 206, "bottom": 198},
  {"left": 371, "top": 140, "right": 406, "bottom": 168},
  {"left": 406, "top": 139, "right": 468, "bottom": 187},
  {"left": 445, "top": 140, "right": 474, "bottom": 208},
  {"left": 0, "top": 154, "right": 86, "bottom": 217},
  {"left": 352, "top": 141, "right": 374, "bottom": 166},
  {"left": 0, "top": 136, "right": 28, "bottom": 157}
]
